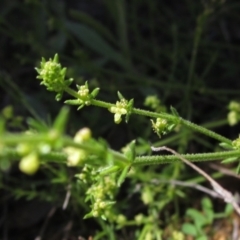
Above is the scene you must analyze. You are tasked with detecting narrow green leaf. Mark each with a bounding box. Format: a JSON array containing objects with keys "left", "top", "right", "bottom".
[
  {"left": 117, "top": 165, "right": 130, "bottom": 187},
  {"left": 221, "top": 157, "right": 238, "bottom": 164},
  {"left": 55, "top": 92, "right": 63, "bottom": 101},
  {"left": 65, "top": 99, "right": 81, "bottom": 105},
  {"left": 219, "top": 142, "right": 233, "bottom": 149},
  {"left": 90, "top": 88, "right": 100, "bottom": 98},
  {"left": 52, "top": 107, "right": 69, "bottom": 135},
  {"left": 117, "top": 91, "right": 125, "bottom": 100},
  {"left": 125, "top": 99, "right": 134, "bottom": 123},
  {"left": 124, "top": 140, "right": 136, "bottom": 162},
  {"left": 170, "top": 106, "right": 179, "bottom": 116},
  {"left": 98, "top": 165, "right": 120, "bottom": 176}
]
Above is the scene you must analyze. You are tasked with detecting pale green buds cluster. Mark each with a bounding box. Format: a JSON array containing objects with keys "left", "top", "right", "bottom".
[
  {"left": 228, "top": 101, "right": 240, "bottom": 126},
  {"left": 65, "top": 81, "right": 100, "bottom": 109},
  {"left": 35, "top": 54, "right": 73, "bottom": 101},
  {"left": 109, "top": 99, "right": 128, "bottom": 124},
  {"left": 77, "top": 164, "right": 117, "bottom": 220},
  {"left": 78, "top": 85, "right": 89, "bottom": 98},
  {"left": 76, "top": 82, "right": 92, "bottom": 107},
  {"left": 108, "top": 92, "right": 134, "bottom": 124},
  {"left": 232, "top": 136, "right": 240, "bottom": 149},
  {"left": 85, "top": 175, "right": 116, "bottom": 219},
  {"left": 64, "top": 127, "right": 91, "bottom": 166},
  {"left": 151, "top": 118, "right": 174, "bottom": 137}
]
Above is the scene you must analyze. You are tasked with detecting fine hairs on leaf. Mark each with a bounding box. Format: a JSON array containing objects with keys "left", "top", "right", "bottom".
[{"left": 151, "top": 146, "right": 240, "bottom": 215}]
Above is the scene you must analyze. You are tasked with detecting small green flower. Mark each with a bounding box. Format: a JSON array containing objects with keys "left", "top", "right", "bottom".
[
  {"left": 76, "top": 82, "right": 91, "bottom": 105},
  {"left": 151, "top": 118, "right": 170, "bottom": 137},
  {"left": 109, "top": 99, "right": 128, "bottom": 124},
  {"left": 78, "top": 85, "right": 89, "bottom": 97},
  {"left": 65, "top": 82, "right": 100, "bottom": 109}
]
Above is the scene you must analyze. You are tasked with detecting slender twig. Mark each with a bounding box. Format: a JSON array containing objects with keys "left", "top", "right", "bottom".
[
  {"left": 210, "top": 164, "right": 240, "bottom": 180},
  {"left": 151, "top": 179, "right": 220, "bottom": 198},
  {"left": 151, "top": 146, "right": 240, "bottom": 215},
  {"left": 35, "top": 207, "right": 56, "bottom": 240},
  {"left": 62, "top": 184, "right": 72, "bottom": 210},
  {"left": 232, "top": 218, "right": 239, "bottom": 240}
]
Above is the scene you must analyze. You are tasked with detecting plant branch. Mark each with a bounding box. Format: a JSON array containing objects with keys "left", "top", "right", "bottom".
[{"left": 133, "top": 149, "right": 240, "bottom": 165}]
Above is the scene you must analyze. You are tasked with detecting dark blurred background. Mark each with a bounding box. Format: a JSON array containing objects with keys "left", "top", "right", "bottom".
[{"left": 1, "top": 0, "right": 240, "bottom": 239}]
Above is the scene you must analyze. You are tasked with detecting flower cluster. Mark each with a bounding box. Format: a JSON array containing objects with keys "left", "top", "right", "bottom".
[
  {"left": 109, "top": 99, "right": 128, "bottom": 124},
  {"left": 35, "top": 54, "right": 73, "bottom": 100},
  {"left": 87, "top": 176, "right": 116, "bottom": 219},
  {"left": 108, "top": 92, "right": 134, "bottom": 124},
  {"left": 76, "top": 165, "right": 117, "bottom": 220},
  {"left": 151, "top": 118, "right": 175, "bottom": 137},
  {"left": 65, "top": 82, "right": 100, "bottom": 109}
]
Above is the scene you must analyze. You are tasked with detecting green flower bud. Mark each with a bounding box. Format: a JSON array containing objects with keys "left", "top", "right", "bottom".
[
  {"left": 65, "top": 148, "right": 87, "bottom": 166},
  {"left": 116, "top": 214, "right": 127, "bottom": 225},
  {"left": 229, "top": 101, "right": 240, "bottom": 112},
  {"left": 134, "top": 214, "right": 144, "bottom": 225},
  {"left": 74, "top": 127, "right": 92, "bottom": 143},
  {"left": 92, "top": 210, "right": 99, "bottom": 217},
  {"left": 228, "top": 111, "right": 238, "bottom": 126},
  {"left": 19, "top": 152, "right": 40, "bottom": 175},
  {"left": 17, "top": 143, "right": 32, "bottom": 156}
]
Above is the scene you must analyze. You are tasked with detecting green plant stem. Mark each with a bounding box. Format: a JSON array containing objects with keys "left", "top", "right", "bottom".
[
  {"left": 179, "top": 118, "right": 231, "bottom": 144},
  {"left": 133, "top": 108, "right": 231, "bottom": 144},
  {"left": 202, "top": 119, "right": 228, "bottom": 129},
  {"left": 63, "top": 87, "right": 231, "bottom": 144},
  {"left": 65, "top": 87, "right": 81, "bottom": 99},
  {"left": 133, "top": 150, "right": 240, "bottom": 166},
  {"left": 1, "top": 132, "right": 239, "bottom": 166},
  {"left": 0, "top": 134, "right": 130, "bottom": 165}
]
